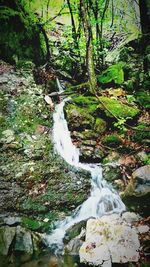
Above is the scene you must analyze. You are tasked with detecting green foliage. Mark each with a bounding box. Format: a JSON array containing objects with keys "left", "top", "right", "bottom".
[
  {"left": 132, "top": 123, "right": 150, "bottom": 143},
  {"left": 114, "top": 118, "right": 127, "bottom": 132},
  {"left": 98, "top": 63, "right": 125, "bottom": 85},
  {"left": 144, "top": 154, "right": 150, "bottom": 165},
  {"left": 135, "top": 91, "right": 150, "bottom": 109}
]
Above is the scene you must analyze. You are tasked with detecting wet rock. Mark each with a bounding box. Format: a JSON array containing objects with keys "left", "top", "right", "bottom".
[
  {"left": 0, "top": 226, "right": 16, "bottom": 255},
  {"left": 79, "top": 146, "right": 105, "bottom": 163},
  {"left": 65, "top": 237, "right": 84, "bottom": 255},
  {"left": 79, "top": 214, "right": 140, "bottom": 266},
  {"left": 15, "top": 226, "right": 33, "bottom": 254},
  {"left": 64, "top": 220, "right": 86, "bottom": 244},
  {"left": 3, "top": 216, "right": 21, "bottom": 226},
  {"left": 123, "top": 165, "right": 150, "bottom": 198},
  {"left": 103, "top": 165, "right": 122, "bottom": 183},
  {"left": 122, "top": 212, "right": 141, "bottom": 223},
  {"left": 65, "top": 104, "right": 94, "bottom": 131}
]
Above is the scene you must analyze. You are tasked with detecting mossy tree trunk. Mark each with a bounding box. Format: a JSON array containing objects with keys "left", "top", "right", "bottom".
[{"left": 80, "top": 0, "right": 97, "bottom": 93}]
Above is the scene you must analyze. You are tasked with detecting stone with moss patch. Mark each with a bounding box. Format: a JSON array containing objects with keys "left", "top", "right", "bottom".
[
  {"left": 94, "top": 118, "right": 107, "bottom": 134},
  {"left": 98, "top": 96, "right": 140, "bottom": 119},
  {"left": 102, "top": 134, "right": 122, "bottom": 148}
]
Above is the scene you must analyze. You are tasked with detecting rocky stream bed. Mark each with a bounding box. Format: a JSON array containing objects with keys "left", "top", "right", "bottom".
[{"left": 0, "top": 61, "right": 150, "bottom": 267}]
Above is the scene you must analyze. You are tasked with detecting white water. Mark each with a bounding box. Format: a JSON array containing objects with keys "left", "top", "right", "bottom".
[{"left": 45, "top": 85, "right": 125, "bottom": 252}]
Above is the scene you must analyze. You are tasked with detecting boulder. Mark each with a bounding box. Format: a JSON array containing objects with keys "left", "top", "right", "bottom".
[
  {"left": 0, "top": 226, "right": 16, "bottom": 255},
  {"left": 123, "top": 165, "right": 150, "bottom": 197},
  {"left": 98, "top": 96, "right": 140, "bottom": 119},
  {"left": 103, "top": 165, "right": 122, "bottom": 183},
  {"left": 15, "top": 226, "right": 33, "bottom": 254},
  {"left": 65, "top": 104, "right": 94, "bottom": 131},
  {"left": 64, "top": 220, "right": 86, "bottom": 244},
  {"left": 79, "top": 214, "right": 140, "bottom": 266}
]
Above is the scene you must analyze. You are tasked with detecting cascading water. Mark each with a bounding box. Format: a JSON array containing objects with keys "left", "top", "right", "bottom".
[{"left": 45, "top": 83, "right": 125, "bottom": 252}]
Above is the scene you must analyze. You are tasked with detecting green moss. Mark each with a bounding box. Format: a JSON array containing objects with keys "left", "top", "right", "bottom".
[
  {"left": 0, "top": 4, "right": 46, "bottom": 64},
  {"left": 72, "top": 95, "right": 98, "bottom": 114},
  {"left": 7, "top": 93, "right": 50, "bottom": 134},
  {"left": 98, "top": 96, "right": 140, "bottom": 119},
  {"left": 102, "top": 134, "right": 122, "bottom": 148},
  {"left": 66, "top": 103, "right": 95, "bottom": 130},
  {"left": 94, "top": 118, "right": 107, "bottom": 134}
]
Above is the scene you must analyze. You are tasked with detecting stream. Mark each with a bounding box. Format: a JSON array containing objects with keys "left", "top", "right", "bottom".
[{"left": 45, "top": 81, "right": 126, "bottom": 252}]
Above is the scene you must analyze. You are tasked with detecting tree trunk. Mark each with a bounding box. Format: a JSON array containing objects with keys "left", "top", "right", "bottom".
[
  {"left": 80, "top": 0, "right": 97, "bottom": 93},
  {"left": 139, "top": 0, "right": 150, "bottom": 34},
  {"left": 139, "top": 0, "right": 150, "bottom": 72}
]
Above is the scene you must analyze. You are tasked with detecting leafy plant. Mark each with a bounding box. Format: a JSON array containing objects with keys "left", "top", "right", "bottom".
[
  {"left": 114, "top": 117, "right": 128, "bottom": 132},
  {"left": 98, "top": 63, "right": 125, "bottom": 84}
]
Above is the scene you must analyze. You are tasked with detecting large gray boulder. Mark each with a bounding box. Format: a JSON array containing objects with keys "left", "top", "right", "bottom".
[{"left": 79, "top": 214, "right": 141, "bottom": 266}]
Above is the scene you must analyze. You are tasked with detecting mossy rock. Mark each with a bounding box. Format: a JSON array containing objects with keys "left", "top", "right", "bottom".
[
  {"left": 98, "top": 96, "right": 140, "bottom": 119},
  {"left": 72, "top": 95, "right": 98, "bottom": 114},
  {"left": 102, "top": 134, "right": 122, "bottom": 148},
  {"left": 94, "top": 118, "right": 107, "bottom": 134},
  {"left": 65, "top": 104, "right": 94, "bottom": 130}
]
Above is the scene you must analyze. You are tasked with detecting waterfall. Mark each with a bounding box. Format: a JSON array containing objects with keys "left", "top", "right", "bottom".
[{"left": 45, "top": 82, "right": 125, "bottom": 252}]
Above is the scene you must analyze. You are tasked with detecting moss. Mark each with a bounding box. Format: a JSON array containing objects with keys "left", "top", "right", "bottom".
[
  {"left": 102, "top": 134, "right": 122, "bottom": 148},
  {"left": 94, "top": 118, "right": 107, "bottom": 134},
  {"left": 65, "top": 104, "right": 95, "bottom": 130},
  {"left": 98, "top": 96, "right": 140, "bottom": 119},
  {"left": 0, "top": 4, "right": 46, "bottom": 64},
  {"left": 7, "top": 93, "right": 50, "bottom": 134},
  {"left": 72, "top": 95, "right": 98, "bottom": 114}
]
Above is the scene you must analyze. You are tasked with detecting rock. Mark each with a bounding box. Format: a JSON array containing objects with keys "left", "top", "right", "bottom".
[
  {"left": 79, "top": 214, "right": 140, "bottom": 266},
  {"left": 15, "top": 226, "right": 33, "bottom": 254},
  {"left": 122, "top": 212, "right": 141, "bottom": 223},
  {"left": 133, "top": 165, "right": 150, "bottom": 184},
  {"left": 65, "top": 237, "right": 84, "bottom": 255},
  {"left": 102, "top": 151, "right": 120, "bottom": 164},
  {"left": 3, "top": 216, "right": 21, "bottom": 226},
  {"left": 103, "top": 165, "right": 122, "bottom": 183},
  {"left": 1, "top": 129, "right": 15, "bottom": 144},
  {"left": 79, "top": 146, "right": 105, "bottom": 163},
  {"left": 94, "top": 118, "right": 107, "bottom": 134},
  {"left": 0, "top": 226, "right": 16, "bottom": 255},
  {"left": 136, "top": 151, "right": 148, "bottom": 162},
  {"left": 102, "top": 134, "right": 122, "bottom": 148},
  {"left": 66, "top": 104, "right": 94, "bottom": 131},
  {"left": 98, "top": 96, "right": 140, "bottom": 119},
  {"left": 132, "top": 165, "right": 150, "bottom": 196},
  {"left": 123, "top": 165, "right": 150, "bottom": 199},
  {"left": 137, "top": 225, "right": 149, "bottom": 234},
  {"left": 64, "top": 220, "right": 86, "bottom": 244}
]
